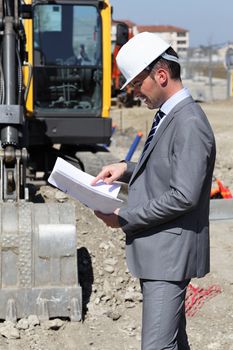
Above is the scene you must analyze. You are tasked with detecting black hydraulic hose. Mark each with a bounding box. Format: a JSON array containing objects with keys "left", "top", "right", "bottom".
[
  {"left": 14, "top": 0, "right": 19, "bottom": 27},
  {"left": 0, "top": 45, "right": 5, "bottom": 104},
  {"left": 24, "top": 62, "right": 32, "bottom": 103},
  {"left": 0, "top": 1, "right": 3, "bottom": 30},
  {"left": 16, "top": 47, "right": 22, "bottom": 104},
  {"left": 5, "top": 0, "right": 13, "bottom": 17},
  {"left": 0, "top": 64, "right": 5, "bottom": 104}
]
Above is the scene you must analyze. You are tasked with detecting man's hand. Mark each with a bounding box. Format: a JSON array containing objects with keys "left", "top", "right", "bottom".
[
  {"left": 94, "top": 208, "right": 121, "bottom": 228},
  {"left": 91, "top": 162, "right": 127, "bottom": 186}
]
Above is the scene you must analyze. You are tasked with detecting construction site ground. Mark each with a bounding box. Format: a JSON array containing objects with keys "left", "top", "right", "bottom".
[{"left": 0, "top": 99, "right": 233, "bottom": 349}]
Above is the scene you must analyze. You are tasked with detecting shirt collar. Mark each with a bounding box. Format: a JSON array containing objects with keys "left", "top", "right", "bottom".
[{"left": 160, "top": 87, "right": 190, "bottom": 115}]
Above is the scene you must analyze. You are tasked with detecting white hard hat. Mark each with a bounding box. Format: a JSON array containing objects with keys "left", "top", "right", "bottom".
[{"left": 116, "top": 32, "right": 170, "bottom": 90}]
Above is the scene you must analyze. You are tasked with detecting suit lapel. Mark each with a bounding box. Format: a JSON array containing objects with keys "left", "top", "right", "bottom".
[{"left": 129, "top": 96, "right": 194, "bottom": 186}]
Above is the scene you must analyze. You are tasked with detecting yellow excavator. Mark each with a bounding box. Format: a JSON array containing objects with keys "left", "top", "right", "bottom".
[{"left": 0, "top": 0, "right": 127, "bottom": 321}]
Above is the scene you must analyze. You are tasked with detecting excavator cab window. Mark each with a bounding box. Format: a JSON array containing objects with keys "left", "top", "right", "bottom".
[{"left": 33, "top": 4, "right": 102, "bottom": 114}]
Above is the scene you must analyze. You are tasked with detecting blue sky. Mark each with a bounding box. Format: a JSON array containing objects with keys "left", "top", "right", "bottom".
[{"left": 110, "top": 0, "right": 233, "bottom": 47}]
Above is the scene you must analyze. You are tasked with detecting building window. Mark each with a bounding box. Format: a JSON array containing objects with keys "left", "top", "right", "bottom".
[
  {"left": 177, "top": 40, "right": 186, "bottom": 45},
  {"left": 177, "top": 32, "right": 186, "bottom": 37}
]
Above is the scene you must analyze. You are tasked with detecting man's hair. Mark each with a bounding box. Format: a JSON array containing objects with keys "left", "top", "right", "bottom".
[{"left": 149, "top": 47, "right": 181, "bottom": 81}]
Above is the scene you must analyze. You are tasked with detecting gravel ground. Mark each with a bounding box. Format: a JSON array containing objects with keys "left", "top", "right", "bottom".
[{"left": 0, "top": 99, "right": 233, "bottom": 350}]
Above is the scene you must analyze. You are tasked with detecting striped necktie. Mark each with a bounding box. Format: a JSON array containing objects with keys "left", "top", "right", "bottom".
[{"left": 140, "top": 110, "right": 165, "bottom": 161}]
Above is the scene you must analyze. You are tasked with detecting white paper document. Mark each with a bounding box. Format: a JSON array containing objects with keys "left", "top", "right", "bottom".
[{"left": 48, "top": 157, "right": 124, "bottom": 214}]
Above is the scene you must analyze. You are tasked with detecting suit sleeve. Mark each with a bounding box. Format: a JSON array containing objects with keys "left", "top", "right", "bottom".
[{"left": 118, "top": 115, "right": 216, "bottom": 235}]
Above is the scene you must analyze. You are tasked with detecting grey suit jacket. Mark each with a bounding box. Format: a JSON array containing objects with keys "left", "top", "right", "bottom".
[{"left": 119, "top": 96, "right": 216, "bottom": 281}]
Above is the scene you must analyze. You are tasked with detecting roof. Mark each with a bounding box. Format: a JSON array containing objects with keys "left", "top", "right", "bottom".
[
  {"left": 112, "top": 19, "right": 137, "bottom": 28},
  {"left": 137, "top": 25, "right": 188, "bottom": 33}
]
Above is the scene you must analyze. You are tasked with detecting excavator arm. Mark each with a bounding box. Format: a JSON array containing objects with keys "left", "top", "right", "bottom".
[{"left": 0, "top": 0, "right": 27, "bottom": 201}]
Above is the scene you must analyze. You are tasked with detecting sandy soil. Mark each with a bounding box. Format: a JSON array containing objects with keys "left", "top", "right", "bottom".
[{"left": 0, "top": 99, "right": 233, "bottom": 350}]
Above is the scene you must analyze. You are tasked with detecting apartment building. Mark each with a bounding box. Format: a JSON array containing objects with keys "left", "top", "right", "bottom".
[
  {"left": 137, "top": 25, "right": 189, "bottom": 56},
  {"left": 112, "top": 20, "right": 189, "bottom": 57}
]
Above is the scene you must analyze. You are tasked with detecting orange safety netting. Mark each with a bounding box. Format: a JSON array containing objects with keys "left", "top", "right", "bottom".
[
  {"left": 211, "top": 177, "right": 233, "bottom": 199},
  {"left": 185, "top": 283, "right": 222, "bottom": 317}
]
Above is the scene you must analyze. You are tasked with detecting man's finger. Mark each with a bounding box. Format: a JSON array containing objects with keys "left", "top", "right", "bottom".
[
  {"left": 90, "top": 170, "right": 108, "bottom": 185},
  {"left": 90, "top": 174, "right": 102, "bottom": 186}
]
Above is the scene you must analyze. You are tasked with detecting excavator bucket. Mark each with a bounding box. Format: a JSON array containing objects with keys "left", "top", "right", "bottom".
[{"left": 0, "top": 201, "right": 82, "bottom": 322}]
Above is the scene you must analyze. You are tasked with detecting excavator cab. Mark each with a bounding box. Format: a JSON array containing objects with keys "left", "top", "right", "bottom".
[
  {"left": 33, "top": 4, "right": 101, "bottom": 112},
  {"left": 25, "top": 0, "right": 113, "bottom": 147}
]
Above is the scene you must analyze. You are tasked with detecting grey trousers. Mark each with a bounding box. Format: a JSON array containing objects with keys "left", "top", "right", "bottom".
[{"left": 140, "top": 279, "right": 191, "bottom": 350}]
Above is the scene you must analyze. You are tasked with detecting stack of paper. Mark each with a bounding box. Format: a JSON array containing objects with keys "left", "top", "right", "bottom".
[{"left": 48, "top": 157, "right": 124, "bottom": 214}]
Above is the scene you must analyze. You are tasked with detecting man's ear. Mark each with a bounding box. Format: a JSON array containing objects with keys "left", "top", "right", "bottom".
[{"left": 156, "top": 68, "right": 168, "bottom": 86}]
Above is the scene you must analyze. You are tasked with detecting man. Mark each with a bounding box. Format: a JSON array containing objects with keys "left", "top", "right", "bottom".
[{"left": 91, "top": 32, "right": 216, "bottom": 350}]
